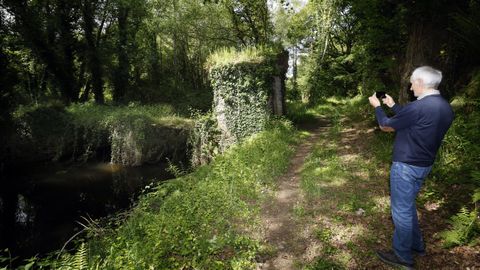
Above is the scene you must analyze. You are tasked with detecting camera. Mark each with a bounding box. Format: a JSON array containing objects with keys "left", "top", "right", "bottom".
[{"left": 376, "top": 91, "right": 387, "bottom": 99}]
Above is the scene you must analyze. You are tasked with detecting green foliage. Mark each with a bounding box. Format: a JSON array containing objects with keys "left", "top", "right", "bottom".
[
  {"left": 12, "top": 103, "right": 73, "bottom": 161},
  {"left": 290, "top": 0, "right": 384, "bottom": 102},
  {"left": 9, "top": 103, "right": 191, "bottom": 165},
  {"left": 314, "top": 228, "right": 333, "bottom": 243},
  {"left": 189, "top": 112, "right": 221, "bottom": 167},
  {"left": 0, "top": 0, "right": 246, "bottom": 109},
  {"left": 0, "top": 36, "right": 18, "bottom": 130},
  {"left": 463, "top": 69, "right": 480, "bottom": 99},
  {"left": 440, "top": 203, "right": 479, "bottom": 248},
  {"left": 207, "top": 46, "right": 280, "bottom": 149},
  {"left": 73, "top": 243, "right": 88, "bottom": 270},
  {"left": 47, "top": 119, "right": 296, "bottom": 269},
  {"left": 271, "top": 0, "right": 314, "bottom": 48},
  {"left": 288, "top": 0, "right": 409, "bottom": 103},
  {"left": 220, "top": 0, "right": 273, "bottom": 46},
  {"left": 285, "top": 101, "right": 319, "bottom": 125},
  {"left": 304, "top": 257, "right": 344, "bottom": 270},
  {"left": 0, "top": 249, "right": 13, "bottom": 270},
  {"left": 433, "top": 102, "right": 480, "bottom": 184}
]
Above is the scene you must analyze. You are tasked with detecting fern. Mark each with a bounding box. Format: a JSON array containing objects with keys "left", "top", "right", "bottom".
[
  {"left": 441, "top": 197, "right": 480, "bottom": 247},
  {"left": 166, "top": 158, "right": 186, "bottom": 178},
  {"left": 73, "top": 242, "right": 88, "bottom": 270}
]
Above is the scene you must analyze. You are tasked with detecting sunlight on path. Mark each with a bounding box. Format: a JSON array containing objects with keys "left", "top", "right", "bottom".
[{"left": 257, "top": 119, "right": 330, "bottom": 270}]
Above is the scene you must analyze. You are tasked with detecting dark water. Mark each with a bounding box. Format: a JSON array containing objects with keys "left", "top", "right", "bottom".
[{"left": 0, "top": 162, "right": 173, "bottom": 260}]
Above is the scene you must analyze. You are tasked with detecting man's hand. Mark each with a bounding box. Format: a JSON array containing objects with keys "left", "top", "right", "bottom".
[
  {"left": 382, "top": 94, "right": 396, "bottom": 108},
  {"left": 368, "top": 93, "right": 381, "bottom": 108},
  {"left": 380, "top": 125, "right": 395, "bottom": 132}
]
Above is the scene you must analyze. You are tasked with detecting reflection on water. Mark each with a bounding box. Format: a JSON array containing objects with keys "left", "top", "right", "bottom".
[
  {"left": 0, "top": 162, "right": 173, "bottom": 259},
  {"left": 15, "top": 195, "right": 34, "bottom": 224}
]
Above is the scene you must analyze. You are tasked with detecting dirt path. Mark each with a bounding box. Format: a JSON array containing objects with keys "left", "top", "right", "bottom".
[{"left": 257, "top": 119, "right": 330, "bottom": 270}]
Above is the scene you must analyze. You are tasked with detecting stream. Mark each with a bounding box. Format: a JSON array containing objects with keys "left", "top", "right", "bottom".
[{"left": 0, "top": 161, "right": 173, "bottom": 260}]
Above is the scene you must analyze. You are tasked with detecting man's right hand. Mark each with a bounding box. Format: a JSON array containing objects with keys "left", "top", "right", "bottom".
[
  {"left": 380, "top": 125, "right": 395, "bottom": 132},
  {"left": 382, "top": 94, "right": 396, "bottom": 108}
]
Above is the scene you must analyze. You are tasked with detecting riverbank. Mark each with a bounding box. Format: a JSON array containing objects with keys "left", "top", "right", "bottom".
[
  {"left": 0, "top": 102, "right": 193, "bottom": 264},
  {"left": 2, "top": 102, "right": 192, "bottom": 167},
  {"left": 1, "top": 118, "right": 300, "bottom": 269}
]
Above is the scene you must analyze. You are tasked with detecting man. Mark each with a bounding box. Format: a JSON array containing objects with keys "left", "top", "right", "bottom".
[{"left": 368, "top": 66, "right": 454, "bottom": 269}]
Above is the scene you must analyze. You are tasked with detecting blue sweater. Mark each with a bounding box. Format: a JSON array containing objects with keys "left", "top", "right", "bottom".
[{"left": 375, "top": 95, "right": 454, "bottom": 167}]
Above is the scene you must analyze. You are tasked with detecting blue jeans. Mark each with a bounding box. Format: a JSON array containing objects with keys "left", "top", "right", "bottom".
[{"left": 390, "top": 161, "right": 432, "bottom": 264}]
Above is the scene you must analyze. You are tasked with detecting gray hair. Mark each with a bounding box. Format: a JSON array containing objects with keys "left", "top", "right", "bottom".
[{"left": 410, "top": 66, "right": 442, "bottom": 89}]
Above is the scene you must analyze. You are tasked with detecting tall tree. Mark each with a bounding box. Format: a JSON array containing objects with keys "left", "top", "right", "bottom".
[
  {"left": 112, "top": 0, "right": 130, "bottom": 103},
  {"left": 81, "top": 0, "right": 104, "bottom": 104},
  {"left": 2, "top": 0, "right": 81, "bottom": 103},
  {"left": 224, "top": 0, "right": 272, "bottom": 46},
  {"left": 0, "top": 9, "right": 17, "bottom": 126},
  {"left": 398, "top": 0, "right": 470, "bottom": 103}
]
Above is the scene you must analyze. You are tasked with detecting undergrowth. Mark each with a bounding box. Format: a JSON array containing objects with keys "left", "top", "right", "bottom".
[
  {"left": 2, "top": 119, "right": 299, "bottom": 269},
  {"left": 346, "top": 95, "right": 480, "bottom": 248},
  {"left": 320, "top": 95, "right": 480, "bottom": 248},
  {"left": 10, "top": 102, "right": 191, "bottom": 165},
  {"left": 295, "top": 95, "right": 479, "bottom": 269}
]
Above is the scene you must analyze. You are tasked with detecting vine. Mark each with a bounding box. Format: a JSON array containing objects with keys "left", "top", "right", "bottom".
[{"left": 203, "top": 47, "right": 281, "bottom": 155}]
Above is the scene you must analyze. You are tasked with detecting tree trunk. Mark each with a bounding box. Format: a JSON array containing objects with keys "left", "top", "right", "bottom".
[
  {"left": 4, "top": 0, "right": 79, "bottom": 104},
  {"left": 82, "top": 0, "right": 104, "bottom": 104},
  {"left": 57, "top": 0, "right": 80, "bottom": 102},
  {"left": 399, "top": 2, "right": 454, "bottom": 104},
  {"left": 399, "top": 22, "right": 431, "bottom": 104},
  {"left": 113, "top": 5, "right": 130, "bottom": 103},
  {"left": 80, "top": 79, "right": 92, "bottom": 102},
  {"left": 227, "top": 5, "right": 247, "bottom": 46}
]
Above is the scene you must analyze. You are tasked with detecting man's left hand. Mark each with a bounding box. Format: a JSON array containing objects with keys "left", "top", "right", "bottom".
[{"left": 369, "top": 93, "right": 381, "bottom": 108}]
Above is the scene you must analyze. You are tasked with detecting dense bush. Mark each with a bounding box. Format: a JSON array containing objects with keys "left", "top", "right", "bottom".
[
  {"left": 11, "top": 103, "right": 74, "bottom": 163},
  {"left": 6, "top": 103, "right": 191, "bottom": 166},
  {"left": 433, "top": 98, "right": 480, "bottom": 246}
]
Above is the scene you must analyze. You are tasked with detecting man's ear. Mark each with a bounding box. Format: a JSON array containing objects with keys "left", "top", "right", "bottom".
[{"left": 416, "top": 78, "right": 425, "bottom": 88}]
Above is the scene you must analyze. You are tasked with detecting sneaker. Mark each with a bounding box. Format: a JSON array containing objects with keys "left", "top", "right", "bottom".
[
  {"left": 376, "top": 250, "right": 415, "bottom": 270},
  {"left": 412, "top": 248, "right": 426, "bottom": 257}
]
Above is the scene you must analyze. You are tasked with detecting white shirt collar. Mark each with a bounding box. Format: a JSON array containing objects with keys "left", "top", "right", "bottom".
[{"left": 417, "top": 89, "right": 440, "bottom": 100}]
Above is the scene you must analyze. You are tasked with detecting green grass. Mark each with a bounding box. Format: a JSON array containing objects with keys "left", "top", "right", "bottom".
[
  {"left": 285, "top": 101, "right": 321, "bottom": 125},
  {"left": 205, "top": 46, "right": 278, "bottom": 69}
]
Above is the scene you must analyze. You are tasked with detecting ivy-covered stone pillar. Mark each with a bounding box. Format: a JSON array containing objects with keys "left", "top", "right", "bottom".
[{"left": 206, "top": 47, "right": 286, "bottom": 151}]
